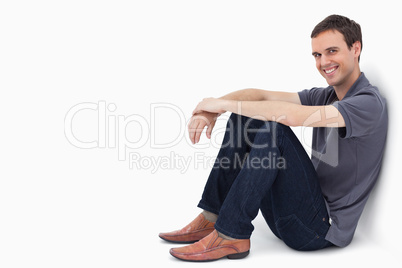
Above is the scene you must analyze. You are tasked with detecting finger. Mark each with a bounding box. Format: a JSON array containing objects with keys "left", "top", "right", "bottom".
[
  {"left": 188, "top": 119, "right": 199, "bottom": 144},
  {"left": 188, "top": 117, "right": 196, "bottom": 144},
  {"left": 189, "top": 118, "right": 206, "bottom": 144},
  {"left": 194, "top": 121, "right": 206, "bottom": 144},
  {"left": 206, "top": 120, "right": 216, "bottom": 139}
]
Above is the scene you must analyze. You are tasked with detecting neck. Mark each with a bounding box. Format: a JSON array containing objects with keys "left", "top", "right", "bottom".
[{"left": 334, "top": 67, "right": 361, "bottom": 100}]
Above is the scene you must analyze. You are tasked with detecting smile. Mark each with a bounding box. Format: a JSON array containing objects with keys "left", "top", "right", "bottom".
[{"left": 324, "top": 66, "right": 338, "bottom": 74}]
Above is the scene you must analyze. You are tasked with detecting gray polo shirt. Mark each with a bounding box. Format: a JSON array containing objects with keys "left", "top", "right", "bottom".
[{"left": 298, "top": 73, "right": 388, "bottom": 247}]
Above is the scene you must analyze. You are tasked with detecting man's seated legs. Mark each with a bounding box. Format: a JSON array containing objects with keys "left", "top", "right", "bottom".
[{"left": 161, "top": 114, "right": 332, "bottom": 261}]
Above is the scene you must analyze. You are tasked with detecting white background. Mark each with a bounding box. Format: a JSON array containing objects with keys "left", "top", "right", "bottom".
[{"left": 1, "top": 1, "right": 401, "bottom": 267}]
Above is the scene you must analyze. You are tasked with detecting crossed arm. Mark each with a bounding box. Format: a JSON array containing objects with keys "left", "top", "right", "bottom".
[{"left": 188, "top": 88, "right": 345, "bottom": 144}]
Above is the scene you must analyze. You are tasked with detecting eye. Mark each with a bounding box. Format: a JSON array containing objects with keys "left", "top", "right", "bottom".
[
  {"left": 313, "top": 53, "right": 321, "bottom": 58},
  {"left": 329, "top": 49, "right": 337, "bottom": 53}
]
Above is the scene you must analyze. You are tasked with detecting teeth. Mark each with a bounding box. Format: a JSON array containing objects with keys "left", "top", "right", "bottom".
[{"left": 325, "top": 67, "right": 336, "bottom": 74}]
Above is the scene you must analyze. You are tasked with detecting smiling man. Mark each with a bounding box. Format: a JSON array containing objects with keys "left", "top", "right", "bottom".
[
  {"left": 159, "top": 15, "right": 388, "bottom": 261},
  {"left": 312, "top": 29, "right": 362, "bottom": 99}
]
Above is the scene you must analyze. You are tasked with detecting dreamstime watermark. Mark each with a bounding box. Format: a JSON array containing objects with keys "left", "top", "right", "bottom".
[{"left": 64, "top": 100, "right": 339, "bottom": 172}]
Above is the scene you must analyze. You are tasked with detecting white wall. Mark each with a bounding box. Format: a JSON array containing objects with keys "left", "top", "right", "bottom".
[{"left": 1, "top": 1, "right": 400, "bottom": 267}]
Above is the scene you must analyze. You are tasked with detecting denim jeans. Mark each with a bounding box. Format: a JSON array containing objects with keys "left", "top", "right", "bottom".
[{"left": 198, "top": 114, "right": 333, "bottom": 251}]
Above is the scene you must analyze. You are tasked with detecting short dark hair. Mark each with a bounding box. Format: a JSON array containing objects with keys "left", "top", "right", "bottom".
[{"left": 311, "top": 15, "right": 362, "bottom": 61}]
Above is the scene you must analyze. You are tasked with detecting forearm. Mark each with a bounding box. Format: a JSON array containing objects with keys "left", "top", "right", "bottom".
[
  {"left": 222, "top": 100, "right": 345, "bottom": 127},
  {"left": 218, "top": 88, "right": 267, "bottom": 102},
  {"left": 223, "top": 100, "right": 295, "bottom": 125},
  {"left": 219, "top": 88, "right": 301, "bottom": 104}
]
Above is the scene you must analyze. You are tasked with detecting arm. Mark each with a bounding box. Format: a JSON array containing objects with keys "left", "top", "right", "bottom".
[
  {"left": 188, "top": 89, "right": 301, "bottom": 144},
  {"left": 219, "top": 88, "right": 302, "bottom": 104},
  {"left": 193, "top": 98, "right": 345, "bottom": 128}
]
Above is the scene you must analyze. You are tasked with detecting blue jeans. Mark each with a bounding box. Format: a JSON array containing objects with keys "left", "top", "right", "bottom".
[{"left": 198, "top": 114, "right": 333, "bottom": 251}]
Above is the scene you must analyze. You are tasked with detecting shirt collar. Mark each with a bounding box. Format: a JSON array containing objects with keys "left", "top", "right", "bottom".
[{"left": 342, "top": 72, "right": 370, "bottom": 99}]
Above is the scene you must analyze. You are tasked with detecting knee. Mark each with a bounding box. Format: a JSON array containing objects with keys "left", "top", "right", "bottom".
[
  {"left": 228, "top": 113, "right": 266, "bottom": 130},
  {"left": 227, "top": 113, "right": 243, "bottom": 128},
  {"left": 265, "top": 121, "right": 289, "bottom": 132},
  {"left": 253, "top": 121, "right": 282, "bottom": 139},
  {"left": 228, "top": 113, "right": 254, "bottom": 124},
  {"left": 261, "top": 121, "right": 291, "bottom": 138},
  {"left": 252, "top": 121, "right": 294, "bottom": 149}
]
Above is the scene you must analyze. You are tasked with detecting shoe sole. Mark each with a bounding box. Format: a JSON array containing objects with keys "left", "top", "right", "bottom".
[
  {"left": 159, "top": 235, "right": 199, "bottom": 244},
  {"left": 170, "top": 250, "right": 250, "bottom": 262},
  {"left": 227, "top": 250, "right": 250, "bottom": 260}
]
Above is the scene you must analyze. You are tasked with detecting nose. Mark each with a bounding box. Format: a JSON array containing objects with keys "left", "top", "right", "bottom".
[{"left": 320, "top": 54, "right": 332, "bottom": 68}]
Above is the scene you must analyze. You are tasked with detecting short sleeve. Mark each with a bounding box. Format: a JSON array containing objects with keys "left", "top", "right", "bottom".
[
  {"left": 333, "top": 89, "right": 385, "bottom": 139},
  {"left": 298, "top": 87, "right": 333, "bottom": 106}
]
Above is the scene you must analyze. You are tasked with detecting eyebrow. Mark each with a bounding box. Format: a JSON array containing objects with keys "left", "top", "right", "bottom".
[{"left": 312, "top": 46, "right": 340, "bottom": 56}]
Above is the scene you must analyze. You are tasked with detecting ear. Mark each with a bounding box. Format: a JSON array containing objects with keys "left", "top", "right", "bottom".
[{"left": 352, "top": 41, "right": 361, "bottom": 58}]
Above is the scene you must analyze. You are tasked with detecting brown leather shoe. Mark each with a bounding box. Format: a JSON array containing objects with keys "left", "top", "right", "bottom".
[
  {"left": 169, "top": 230, "right": 250, "bottom": 262},
  {"left": 159, "top": 213, "right": 215, "bottom": 243}
]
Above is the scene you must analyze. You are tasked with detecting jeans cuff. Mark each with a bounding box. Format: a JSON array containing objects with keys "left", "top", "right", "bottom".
[
  {"left": 197, "top": 202, "right": 220, "bottom": 216},
  {"left": 214, "top": 223, "right": 251, "bottom": 240}
]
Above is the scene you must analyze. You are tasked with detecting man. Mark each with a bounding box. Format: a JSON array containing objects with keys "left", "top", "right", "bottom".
[{"left": 159, "top": 14, "right": 388, "bottom": 261}]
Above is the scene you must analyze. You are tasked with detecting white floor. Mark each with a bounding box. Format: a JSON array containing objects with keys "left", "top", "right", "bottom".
[
  {"left": 153, "top": 180, "right": 400, "bottom": 268},
  {"left": 1, "top": 160, "right": 399, "bottom": 268},
  {"left": 157, "top": 214, "right": 395, "bottom": 268}
]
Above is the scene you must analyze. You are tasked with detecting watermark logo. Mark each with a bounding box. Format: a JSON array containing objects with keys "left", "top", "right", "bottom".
[
  {"left": 64, "top": 100, "right": 339, "bottom": 173},
  {"left": 64, "top": 101, "right": 192, "bottom": 161}
]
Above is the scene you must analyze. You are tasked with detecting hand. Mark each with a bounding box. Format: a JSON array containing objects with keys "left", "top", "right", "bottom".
[
  {"left": 192, "top": 98, "right": 227, "bottom": 116},
  {"left": 188, "top": 111, "right": 219, "bottom": 144}
]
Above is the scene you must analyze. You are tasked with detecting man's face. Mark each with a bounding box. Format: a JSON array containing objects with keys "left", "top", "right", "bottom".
[{"left": 311, "top": 30, "right": 360, "bottom": 90}]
